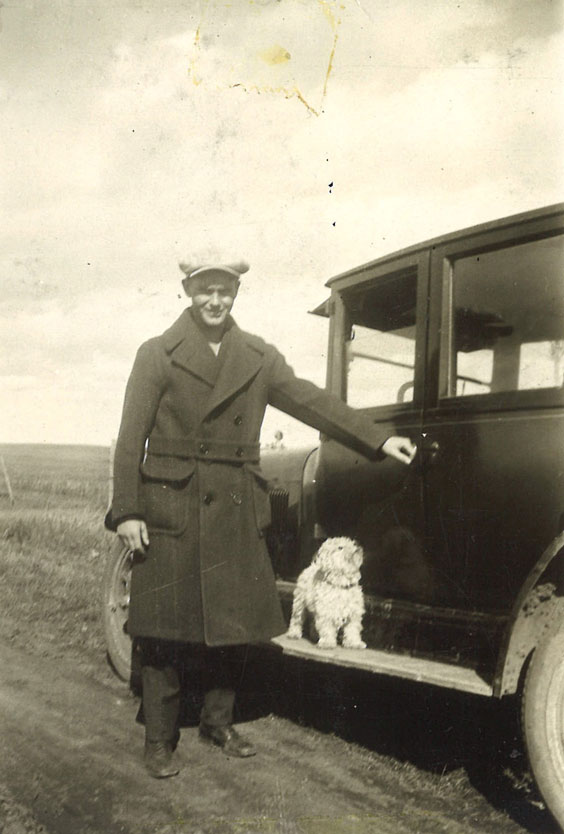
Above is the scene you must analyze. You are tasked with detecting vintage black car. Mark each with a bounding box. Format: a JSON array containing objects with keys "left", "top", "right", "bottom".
[{"left": 104, "top": 203, "right": 564, "bottom": 824}]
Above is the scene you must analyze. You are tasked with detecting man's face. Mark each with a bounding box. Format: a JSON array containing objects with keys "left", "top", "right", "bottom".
[{"left": 186, "top": 273, "right": 239, "bottom": 330}]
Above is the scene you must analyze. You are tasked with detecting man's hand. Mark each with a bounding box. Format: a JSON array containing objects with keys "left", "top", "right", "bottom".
[
  {"left": 381, "top": 436, "right": 417, "bottom": 465},
  {"left": 117, "top": 519, "right": 150, "bottom": 553}
]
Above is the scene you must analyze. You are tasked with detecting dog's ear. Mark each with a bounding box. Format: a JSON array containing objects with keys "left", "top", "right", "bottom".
[
  {"left": 312, "top": 541, "right": 326, "bottom": 563},
  {"left": 317, "top": 539, "right": 332, "bottom": 557},
  {"left": 315, "top": 541, "right": 334, "bottom": 572}
]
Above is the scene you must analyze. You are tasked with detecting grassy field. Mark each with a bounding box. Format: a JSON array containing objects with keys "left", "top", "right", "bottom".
[{"left": 0, "top": 444, "right": 116, "bottom": 677}]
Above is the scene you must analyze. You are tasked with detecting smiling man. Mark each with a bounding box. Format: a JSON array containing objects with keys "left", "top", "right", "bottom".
[
  {"left": 187, "top": 264, "right": 241, "bottom": 341},
  {"left": 105, "top": 258, "right": 416, "bottom": 778}
]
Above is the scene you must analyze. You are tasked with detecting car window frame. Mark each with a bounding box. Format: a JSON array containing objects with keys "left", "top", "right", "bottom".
[
  {"left": 426, "top": 212, "right": 564, "bottom": 416},
  {"left": 327, "top": 250, "right": 430, "bottom": 419}
]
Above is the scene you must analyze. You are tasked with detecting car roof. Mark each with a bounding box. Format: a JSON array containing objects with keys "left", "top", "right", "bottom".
[{"left": 325, "top": 202, "right": 564, "bottom": 289}]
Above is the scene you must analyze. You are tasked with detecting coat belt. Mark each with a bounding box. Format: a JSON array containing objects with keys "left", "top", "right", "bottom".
[{"left": 147, "top": 435, "right": 261, "bottom": 463}]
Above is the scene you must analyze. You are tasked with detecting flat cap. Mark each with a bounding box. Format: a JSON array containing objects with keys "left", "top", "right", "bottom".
[{"left": 179, "top": 260, "right": 250, "bottom": 281}]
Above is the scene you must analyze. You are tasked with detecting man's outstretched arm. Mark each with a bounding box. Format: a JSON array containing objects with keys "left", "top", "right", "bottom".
[{"left": 267, "top": 347, "right": 417, "bottom": 464}]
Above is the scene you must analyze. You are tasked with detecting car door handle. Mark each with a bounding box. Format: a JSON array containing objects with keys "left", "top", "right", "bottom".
[{"left": 420, "top": 440, "right": 440, "bottom": 466}]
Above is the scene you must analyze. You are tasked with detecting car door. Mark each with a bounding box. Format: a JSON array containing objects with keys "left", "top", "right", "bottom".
[
  {"left": 314, "top": 251, "right": 431, "bottom": 607},
  {"left": 422, "top": 211, "right": 564, "bottom": 615}
]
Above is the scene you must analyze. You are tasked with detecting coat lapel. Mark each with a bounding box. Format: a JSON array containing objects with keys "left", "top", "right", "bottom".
[
  {"left": 162, "top": 309, "right": 220, "bottom": 388},
  {"left": 203, "top": 321, "right": 264, "bottom": 417}
]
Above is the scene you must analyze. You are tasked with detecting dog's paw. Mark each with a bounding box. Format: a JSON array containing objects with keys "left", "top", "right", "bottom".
[
  {"left": 343, "top": 639, "right": 367, "bottom": 650},
  {"left": 343, "top": 637, "right": 366, "bottom": 649},
  {"left": 317, "top": 637, "right": 338, "bottom": 650},
  {"left": 286, "top": 627, "right": 302, "bottom": 640}
]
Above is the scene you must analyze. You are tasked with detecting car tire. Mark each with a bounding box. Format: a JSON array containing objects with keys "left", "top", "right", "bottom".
[
  {"left": 103, "top": 539, "right": 134, "bottom": 682},
  {"left": 522, "top": 618, "right": 564, "bottom": 828}
]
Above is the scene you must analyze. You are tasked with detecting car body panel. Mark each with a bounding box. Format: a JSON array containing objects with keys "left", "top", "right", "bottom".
[{"left": 269, "top": 203, "right": 564, "bottom": 690}]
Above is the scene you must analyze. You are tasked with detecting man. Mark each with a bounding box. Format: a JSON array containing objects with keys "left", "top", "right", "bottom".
[{"left": 105, "top": 258, "right": 416, "bottom": 778}]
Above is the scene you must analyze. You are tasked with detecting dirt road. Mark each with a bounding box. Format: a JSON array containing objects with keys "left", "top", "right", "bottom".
[{"left": 0, "top": 640, "right": 558, "bottom": 834}]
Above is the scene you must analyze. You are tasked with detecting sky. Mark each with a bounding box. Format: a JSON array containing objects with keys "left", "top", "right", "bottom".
[{"left": 1, "top": 0, "right": 563, "bottom": 447}]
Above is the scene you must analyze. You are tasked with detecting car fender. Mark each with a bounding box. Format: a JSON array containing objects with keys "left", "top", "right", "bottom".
[
  {"left": 260, "top": 443, "right": 318, "bottom": 579},
  {"left": 495, "top": 531, "right": 564, "bottom": 697}
]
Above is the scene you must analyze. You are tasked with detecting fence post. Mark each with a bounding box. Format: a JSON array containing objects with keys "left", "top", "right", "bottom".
[
  {"left": 0, "top": 455, "right": 16, "bottom": 504},
  {"left": 0, "top": 455, "right": 15, "bottom": 504},
  {"left": 108, "top": 439, "right": 116, "bottom": 504}
]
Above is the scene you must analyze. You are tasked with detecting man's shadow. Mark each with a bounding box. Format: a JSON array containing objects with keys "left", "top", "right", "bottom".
[
  {"left": 232, "top": 646, "right": 558, "bottom": 834},
  {"left": 129, "top": 639, "right": 557, "bottom": 831}
]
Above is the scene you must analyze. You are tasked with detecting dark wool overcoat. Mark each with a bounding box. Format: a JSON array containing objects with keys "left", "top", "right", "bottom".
[{"left": 106, "top": 308, "right": 392, "bottom": 646}]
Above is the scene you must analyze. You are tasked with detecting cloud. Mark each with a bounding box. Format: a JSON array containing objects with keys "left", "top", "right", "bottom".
[{"left": 1, "top": 0, "right": 562, "bottom": 443}]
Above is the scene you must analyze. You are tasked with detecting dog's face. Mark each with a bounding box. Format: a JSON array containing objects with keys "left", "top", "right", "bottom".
[{"left": 315, "top": 537, "right": 363, "bottom": 578}]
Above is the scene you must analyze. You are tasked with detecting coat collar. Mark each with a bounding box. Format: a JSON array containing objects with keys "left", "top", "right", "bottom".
[
  {"left": 162, "top": 308, "right": 264, "bottom": 413},
  {"left": 162, "top": 308, "right": 219, "bottom": 387},
  {"left": 204, "top": 323, "right": 264, "bottom": 417}
]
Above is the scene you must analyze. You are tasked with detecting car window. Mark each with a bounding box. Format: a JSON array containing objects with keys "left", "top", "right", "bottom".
[
  {"left": 441, "top": 234, "right": 564, "bottom": 398},
  {"left": 343, "top": 267, "right": 417, "bottom": 408}
]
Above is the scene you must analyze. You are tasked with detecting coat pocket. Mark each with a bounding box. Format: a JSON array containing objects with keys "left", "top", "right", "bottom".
[
  {"left": 140, "top": 457, "right": 196, "bottom": 536},
  {"left": 247, "top": 464, "right": 272, "bottom": 534}
]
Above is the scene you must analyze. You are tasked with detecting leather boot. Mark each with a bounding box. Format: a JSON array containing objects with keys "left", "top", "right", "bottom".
[
  {"left": 199, "top": 723, "right": 256, "bottom": 758},
  {"left": 144, "top": 740, "right": 180, "bottom": 778}
]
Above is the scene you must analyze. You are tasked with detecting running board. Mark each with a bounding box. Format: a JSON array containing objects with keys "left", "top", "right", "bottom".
[{"left": 271, "top": 635, "right": 493, "bottom": 697}]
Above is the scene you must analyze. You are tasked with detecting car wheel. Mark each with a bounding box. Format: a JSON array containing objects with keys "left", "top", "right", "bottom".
[
  {"left": 103, "top": 539, "right": 133, "bottom": 682},
  {"left": 522, "top": 619, "right": 564, "bottom": 828}
]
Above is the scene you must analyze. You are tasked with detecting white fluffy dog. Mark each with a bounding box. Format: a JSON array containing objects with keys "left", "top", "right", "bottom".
[{"left": 287, "top": 537, "right": 366, "bottom": 649}]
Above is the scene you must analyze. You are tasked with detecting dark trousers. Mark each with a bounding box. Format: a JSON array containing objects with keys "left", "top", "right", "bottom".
[{"left": 139, "top": 638, "right": 248, "bottom": 743}]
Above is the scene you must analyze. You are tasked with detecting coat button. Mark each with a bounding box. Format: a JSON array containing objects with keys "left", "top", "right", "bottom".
[
  {"left": 203, "top": 492, "right": 214, "bottom": 505},
  {"left": 234, "top": 415, "right": 243, "bottom": 425},
  {"left": 235, "top": 447, "right": 244, "bottom": 457},
  {"left": 199, "top": 443, "right": 209, "bottom": 455},
  {"left": 231, "top": 492, "right": 243, "bottom": 505}
]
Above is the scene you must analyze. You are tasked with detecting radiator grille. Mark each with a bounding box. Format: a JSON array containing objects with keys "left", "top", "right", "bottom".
[{"left": 269, "top": 487, "right": 289, "bottom": 529}]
